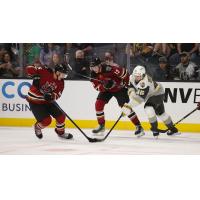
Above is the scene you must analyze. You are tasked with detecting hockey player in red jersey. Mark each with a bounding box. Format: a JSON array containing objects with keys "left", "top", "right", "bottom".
[
  {"left": 90, "top": 57, "right": 144, "bottom": 137},
  {"left": 26, "top": 64, "right": 73, "bottom": 140}
]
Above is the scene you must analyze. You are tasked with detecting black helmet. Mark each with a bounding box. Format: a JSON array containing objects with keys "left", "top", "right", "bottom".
[
  {"left": 91, "top": 57, "right": 101, "bottom": 67},
  {"left": 55, "top": 64, "right": 68, "bottom": 74}
]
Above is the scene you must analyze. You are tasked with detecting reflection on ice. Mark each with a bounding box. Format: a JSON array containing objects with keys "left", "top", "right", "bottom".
[{"left": 0, "top": 127, "right": 200, "bottom": 155}]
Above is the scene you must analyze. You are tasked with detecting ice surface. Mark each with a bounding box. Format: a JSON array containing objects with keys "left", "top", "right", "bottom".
[{"left": 0, "top": 127, "right": 200, "bottom": 154}]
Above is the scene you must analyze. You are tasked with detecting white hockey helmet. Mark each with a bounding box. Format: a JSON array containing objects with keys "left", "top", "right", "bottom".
[{"left": 132, "top": 65, "right": 146, "bottom": 81}]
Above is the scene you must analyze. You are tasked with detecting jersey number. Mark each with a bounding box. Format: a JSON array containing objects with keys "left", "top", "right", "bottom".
[
  {"left": 114, "top": 69, "right": 120, "bottom": 75},
  {"left": 136, "top": 89, "right": 144, "bottom": 96}
]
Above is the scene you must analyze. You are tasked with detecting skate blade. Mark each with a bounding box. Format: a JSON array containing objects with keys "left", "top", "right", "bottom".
[
  {"left": 136, "top": 132, "right": 145, "bottom": 138},
  {"left": 154, "top": 136, "right": 159, "bottom": 139}
]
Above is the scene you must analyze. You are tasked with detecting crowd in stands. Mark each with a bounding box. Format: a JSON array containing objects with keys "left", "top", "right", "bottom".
[{"left": 0, "top": 43, "right": 200, "bottom": 81}]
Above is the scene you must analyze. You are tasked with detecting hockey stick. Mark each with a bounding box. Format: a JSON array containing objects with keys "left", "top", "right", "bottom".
[
  {"left": 92, "top": 113, "right": 123, "bottom": 143},
  {"left": 67, "top": 63, "right": 103, "bottom": 83},
  {"left": 53, "top": 101, "right": 101, "bottom": 142},
  {"left": 158, "top": 107, "right": 198, "bottom": 133}
]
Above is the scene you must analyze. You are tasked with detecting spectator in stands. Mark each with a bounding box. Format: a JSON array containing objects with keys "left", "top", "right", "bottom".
[
  {"left": 0, "top": 43, "right": 19, "bottom": 63},
  {"left": 153, "top": 56, "right": 172, "bottom": 81},
  {"left": 141, "top": 43, "right": 154, "bottom": 57},
  {"left": 0, "top": 46, "right": 7, "bottom": 62},
  {"left": 72, "top": 43, "right": 93, "bottom": 62},
  {"left": 39, "top": 43, "right": 55, "bottom": 66},
  {"left": 48, "top": 53, "right": 62, "bottom": 70},
  {"left": 113, "top": 43, "right": 127, "bottom": 67},
  {"left": 152, "top": 43, "right": 171, "bottom": 57},
  {"left": 127, "top": 43, "right": 143, "bottom": 57},
  {"left": 177, "top": 43, "right": 198, "bottom": 60},
  {"left": 174, "top": 52, "right": 199, "bottom": 80},
  {"left": 0, "top": 52, "right": 20, "bottom": 78},
  {"left": 73, "top": 50, "right": 90, "bottom": 79},
  {"left": 54, "top": 43, "right": 65, "bottom": 61},
  {"left": 168, "top": 43, "right": 180, "bottom": 67},
  {"left": 25, "top": 43, "right": 41, "bottom": 65},
  {"left": 169, "top": 43, "right": 178, "bottom": 55},
  {"left": 104, "top": 51, "right": 119, "bottom": 66},
  {"left": 93, "top": 43, "right": 114, "bottom": 59}
]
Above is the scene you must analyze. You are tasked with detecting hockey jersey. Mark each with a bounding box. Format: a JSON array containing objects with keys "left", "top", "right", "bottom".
[
  {"left": 26, "top": 65, "right": 64, "bottom": 104},
  {"left": 91, "top": 64, "right": 129, "bottom": 93},
  {"left": 129, "top": 74, "right": 164, "bottom": 103}
]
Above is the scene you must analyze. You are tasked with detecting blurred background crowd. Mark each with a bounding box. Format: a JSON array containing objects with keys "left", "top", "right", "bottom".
[{"left": 1, "top": 43, "right": 200, "bottom": 81}]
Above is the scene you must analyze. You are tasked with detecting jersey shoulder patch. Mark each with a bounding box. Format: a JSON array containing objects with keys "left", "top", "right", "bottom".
[
  {"left": 139, "top": 81, "right": 146, "bottom": 88},
  {"left": 101, "top": 64, "right": 112, "bottom": 73},
  {"left": 105, "top": 66, "right": 112, "bottom": 72}
]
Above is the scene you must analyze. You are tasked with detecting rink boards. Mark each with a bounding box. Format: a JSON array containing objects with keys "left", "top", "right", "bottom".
[{"left": 0, "top": 79, "right": 200, "bottom": 132}]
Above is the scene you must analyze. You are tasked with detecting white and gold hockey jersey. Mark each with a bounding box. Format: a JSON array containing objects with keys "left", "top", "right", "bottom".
[{"left": 128, "top": 74, "right": 164, "bottom": 105}]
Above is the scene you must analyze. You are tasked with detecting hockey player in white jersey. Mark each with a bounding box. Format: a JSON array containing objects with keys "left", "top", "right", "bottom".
[{"left": 122, "top": 65, "right": 180, "bottom": 138}]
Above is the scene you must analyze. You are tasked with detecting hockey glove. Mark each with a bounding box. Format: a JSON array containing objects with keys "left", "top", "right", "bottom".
[
  {"left": 197, "top": 102, "right": 200, "bottom": 110},
  {"left": 103, "top": 80, "right": 115, "bottom": 90},
  {"left": 32, "top": 74, "right": 40, "bottom": 89},
  {"left": 122, "top": 103, "right": 133, "bottom": 116},
  {"left": 44, "top": 93, "right": 54, "bottom": 102},
  {"left": 128, "top": 88, "right": 136, "bottom": 98}
]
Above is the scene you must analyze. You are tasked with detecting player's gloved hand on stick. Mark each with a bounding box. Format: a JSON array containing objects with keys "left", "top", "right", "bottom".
[
  {"left": 197, "top": 102, "right": 200, "bottom": 110},
  {"left": 44, "top": 93, "right": 54, "bottom": 102},
  {"left": 122, "top": 103, "right": 132, "bottom": 116},
  {"left": 103, "top": 80, "right": 115, "bottom": 89},
  {"left": 32, "top": 74, "right": 40, "bottom": 89},
  {"left": 128, "top": 88, "right": 137, "bottom": 99}
]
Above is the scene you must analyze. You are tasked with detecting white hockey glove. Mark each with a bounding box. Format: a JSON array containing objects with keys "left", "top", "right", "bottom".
[
  {"left": 128, "top": 88, "right": 143, "bottom": 106},
  {"left": 128, "top": 87, "right": 135, "bottom": 96}
]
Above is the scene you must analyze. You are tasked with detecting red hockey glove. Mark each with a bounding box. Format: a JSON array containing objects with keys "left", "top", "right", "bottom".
[
  {"left": 44, "top": 93, "right": 54, "bottom": 102},
  {"left": 103, "top": 80, "right": 115, "bottom": 89}
]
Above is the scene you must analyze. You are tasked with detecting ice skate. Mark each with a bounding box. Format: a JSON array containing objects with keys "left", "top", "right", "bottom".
[
  {"left": 92, "top": 124, "right": 105, "bottom": 136},
  {"left": 135, "top": 125, "right": 145, "bottom": 138},
  {"left": 150, "top": 128, "right": 159, "bottom": 139},
  {"left": 34, "top": 124, "right": 43, "bottom": 139},
  {"left": 167, "top": 126, "right": 180, "bottom": 136},
  {"left": 153, "top": 131, "right": 159, "bottom": 139},
  {"left": 55, "top": 129, "right": 73, "bottom": 139}
]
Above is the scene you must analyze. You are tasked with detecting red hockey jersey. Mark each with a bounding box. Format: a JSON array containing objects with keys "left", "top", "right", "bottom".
[
  {"left": 26, "top": 65, "right": 64, "bottom": 104},
  {"left": 91, "top": 64, "right": 129, "bottom": 93}
]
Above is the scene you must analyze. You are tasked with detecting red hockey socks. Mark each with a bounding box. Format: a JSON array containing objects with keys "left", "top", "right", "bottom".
[
  {"left": 55, "top": 114, "right": 66, "bottom": 135},
  {"left": 128, "top": 111, "right": 141, "bottom": 126},
  {"left": 35, "top": 116, "right": 52, "bottom": 130},
  {"left": 95, "top": 99, "right": 106, "bottom": 125}
]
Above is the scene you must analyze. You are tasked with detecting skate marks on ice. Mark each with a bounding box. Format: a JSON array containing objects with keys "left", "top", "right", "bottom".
[{"left": 0, "top": 127, "right": 200, "bottom": 154}]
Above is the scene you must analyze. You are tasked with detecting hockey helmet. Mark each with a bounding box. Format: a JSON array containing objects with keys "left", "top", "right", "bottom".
[
  {"left": 90, "top": 57, "right": 101, "bottom": 67},
  {"left": 55, "top": 64, "right": 68, "bottom": 74},
  {"left": 131, "top": 65, "right": 146, "bottom": 82}
]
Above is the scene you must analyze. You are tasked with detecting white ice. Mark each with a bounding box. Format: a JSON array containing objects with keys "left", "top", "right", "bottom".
[{"left": 0, "top": 127, "right": 200, "bottom": 154}]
